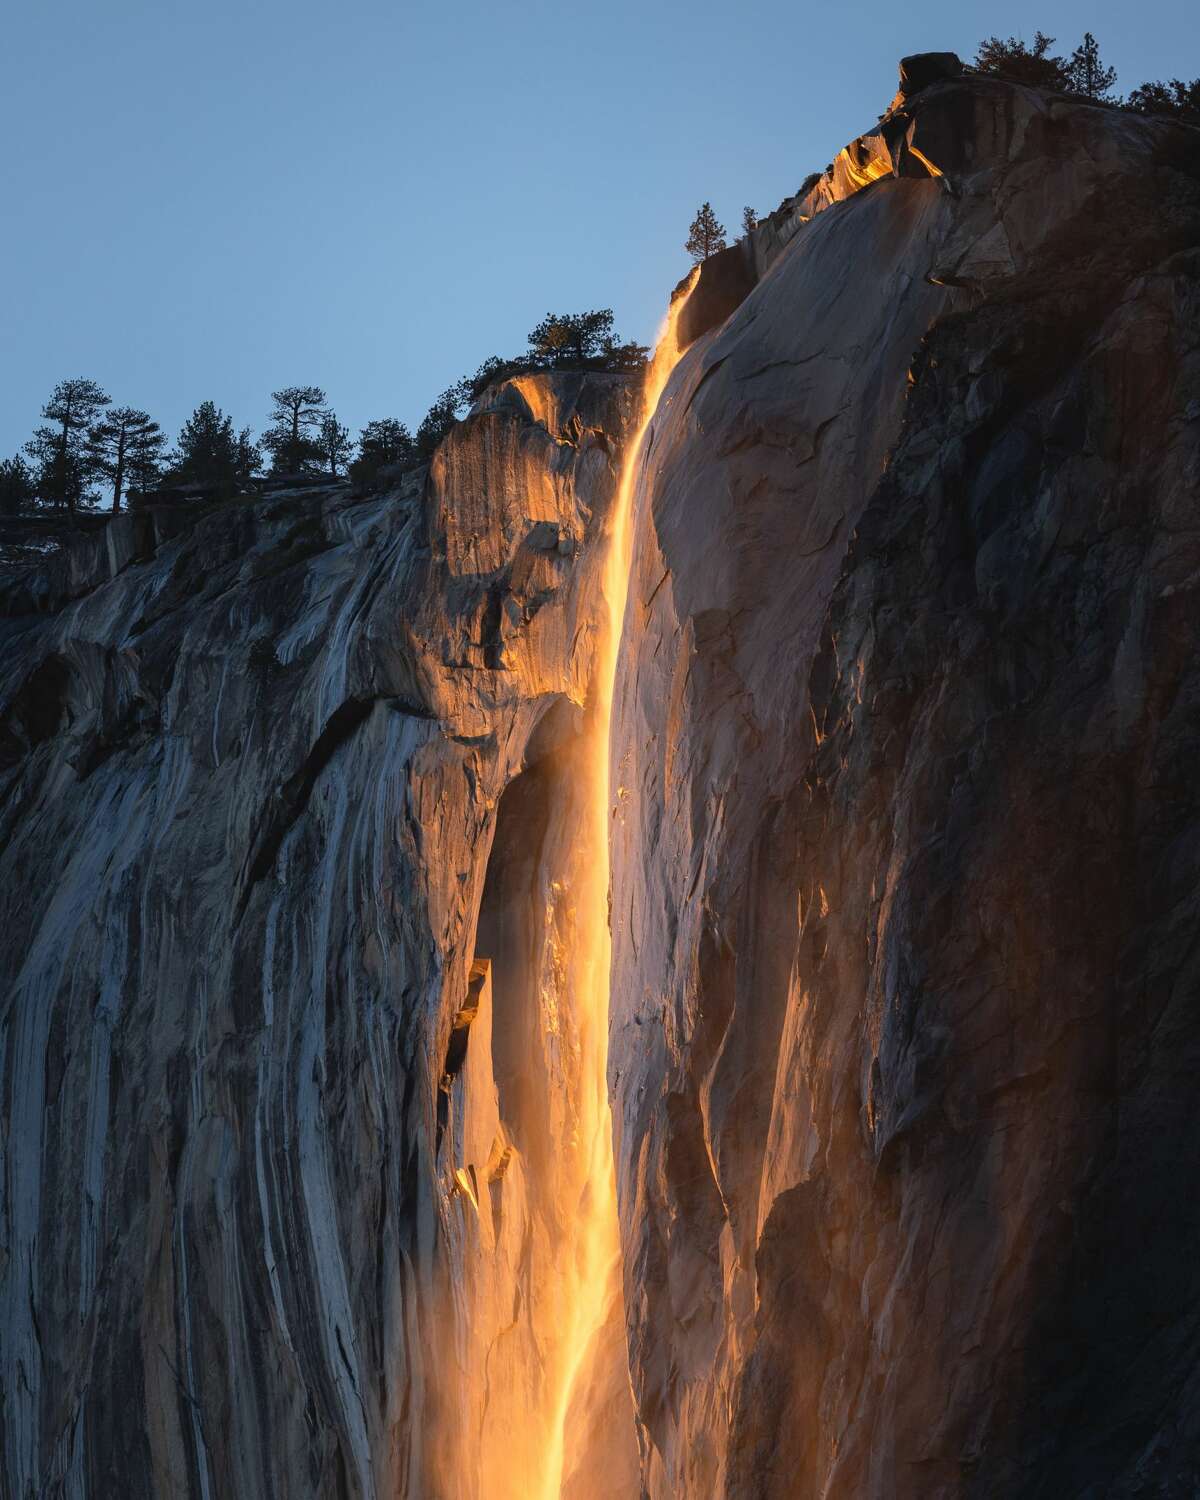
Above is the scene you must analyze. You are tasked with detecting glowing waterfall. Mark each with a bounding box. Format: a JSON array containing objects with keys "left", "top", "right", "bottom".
[{"left": 539, "top": 269, "right": 700, "bottom": 1500}]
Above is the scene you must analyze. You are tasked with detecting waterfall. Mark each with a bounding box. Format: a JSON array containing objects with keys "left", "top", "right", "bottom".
[{"left": 540, "top": 270, "right": 701, "bottom": 1500}]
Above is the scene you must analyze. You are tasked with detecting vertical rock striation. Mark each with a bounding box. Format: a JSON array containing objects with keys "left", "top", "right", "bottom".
[
  {"left": 608, "top": 64, "right": 1200, "bottom": 1500},
  {"left": 0, "top": 373, "right": 636, "bottom": 1499}
]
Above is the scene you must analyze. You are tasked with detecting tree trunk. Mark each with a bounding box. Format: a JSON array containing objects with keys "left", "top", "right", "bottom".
[{"left": 112, "top": 431, "right": 126, "bottom": 514}]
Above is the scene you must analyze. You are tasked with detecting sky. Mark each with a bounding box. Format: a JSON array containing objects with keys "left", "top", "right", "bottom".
[{"left": 2, "top": 0, "right": 1195, "bottom": 461}]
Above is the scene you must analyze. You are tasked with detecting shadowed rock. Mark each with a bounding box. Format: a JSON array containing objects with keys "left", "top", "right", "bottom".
[
  {"left": 2, "top": 53, "right": 1198, "bottom": 1500},
  {"left": 608, "top": 57, "right": 1200, "bottom": 1500},
  {"left": 0, "top": 374, "right": 636, "bottom": 1500}
]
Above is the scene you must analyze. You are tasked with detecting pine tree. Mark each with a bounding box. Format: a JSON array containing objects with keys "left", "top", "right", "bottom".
[
  {"left": 416, "top": 388, "right": 466, "bottom": 459},
  {"left": 598, "top": 334, "right": 650, "bottom": 371},
  {"left": 742, "top": 206, "right": 758, "bottom": 235},
  {"left": 234, "top": 429, "right": 261, "bottom": 487},
  {"left": 1126, "top": 77, "right": 1200, "bottom": 120},
  {"left": 686, "top": 203, "right": 727, "bottom": 263},
  {"left": 125, "top": 431, "right": 165, "bottom": 502},
  {"left": 261, "top": 385, "right": 329, "bottom": 472},
  {"left": 527, "top": 315, "right": 573, "bottom": 366},
  {"left": 86, "top": 407, "right": 165, "bottom": 513},
  {"left": 0, "top": 456, "right": 37, "bottom": 517},
  {"left": 528, "top": 310, "right": 616, "bottom": 368},
  {"left": 1064, "top": 32, "right": 1117, "bottom": 100},
  {"left": 350, "top": 419, "right": 417, "bottom": 490},
  {"left": 168, "top": 401, "right": 257, "bottom": 496},
  {"left": 973, "top": 33, "right": 1070, "bottom": 91},
  {"left": 460, "top": 355, "right": 520, "bottom": 402},
  {"left": 357, "top": 419, "right": 415, "bottom": 468},
  {"left": 316, "top": 413, "right": 353, "bottom": 477},
  {"left": 24, "top": 378, "right": 110, "bottom": 510},
  {"left": 23, "top": 429, "right": 88, "bottom": 511}
]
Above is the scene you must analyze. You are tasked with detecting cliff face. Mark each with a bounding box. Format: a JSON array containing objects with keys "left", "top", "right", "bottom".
[
  {"left": 609, "top": 66, "right": 1200, "bottom": 1500},
  {"left": 0, "top": 374, "right": 636, "bottom": 1499},
  {"left": 2, "top": 59, "right": 1199, "bottom": 1500}
]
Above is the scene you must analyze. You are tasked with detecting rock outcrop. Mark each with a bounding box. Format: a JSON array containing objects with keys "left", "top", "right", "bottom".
[
  {"left": 2, "top": 56, "right": 1199, "bottom": 1500},
  {"left": 609, "top": 62, "right": 1200, "bottom": 1500}
]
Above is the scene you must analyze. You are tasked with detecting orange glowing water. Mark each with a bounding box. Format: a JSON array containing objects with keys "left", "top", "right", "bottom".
[{"left": 537, "top": 270, "right": 700, "bottom": 1500}]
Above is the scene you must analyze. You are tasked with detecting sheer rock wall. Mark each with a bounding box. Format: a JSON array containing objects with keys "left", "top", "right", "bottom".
[
  {"left": 609, "top": 61, "right": 1200, "bottom": 1500},
  {"left": 0, "top": 373, "right": 631, "bottom": 1500},
  {"left": 2, "top": 59, "right": 1199, "bottom": 1500},
  {"left": 608, "top": 70, "right": 1200, "bottom": 1500}
]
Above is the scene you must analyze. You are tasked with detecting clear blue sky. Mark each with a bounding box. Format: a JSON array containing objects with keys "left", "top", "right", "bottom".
[{"left": 1, "top": 0, "right": 1194, "bottom": 459}]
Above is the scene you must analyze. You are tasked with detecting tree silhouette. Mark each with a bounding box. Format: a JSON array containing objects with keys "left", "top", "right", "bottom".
[
  {"left": 686, "top": 203, "right": 727, "bottom": 263},
  {"left": 1065, "top": 32, "right": 1117, "bottom": 100},
  {"left": 527, "top": 310, "right": 617, "bottom": 368},
  {"left": 350, "top": 419, "right": 417, "bottom": 490},
  {"left": 168, "top": 401, "right": 259, "bottom": 496},
  {"left": 86, "top": 407, "right": 165, "bottom": 512},
  {"left": 416, "top": 387, "right": 466, "bottom": 459},
  {"left": 529, "top": 317, "right": 572, "bottom": 365},
  {"left": 316, "top": 413, "right": 353, "bottom": 477},
  {"left": 0, "top": 457, "right": 36, "bottom": 517},
  {"left": 125, "top": 430, "right": 167, "bottom": 500},
  {"left": 234, "top": 430, "right": 260, "bottom": 485},
  {"left": 742, "top": 206, "right": 758, "bottom": 235},
  {"left": 24, "top": 378, "right": 110, "bottom": 510},
  {"left": 598, "top": 334, "right": 650, "bottom": 370},
  {"left": 262, "top": 385, "right": 328, "bottom": 472},
  {"left": 1127, "top": 77, "right": 1200, "bottom": 120},
  {"left": 973, "top": 32, "right": 1069, "bottom": 90},
  {"left": 23, "top": 429, "right": 85, "bottom": 512},
  {"left": 358, "top": 419, "right": 415, "bottom": 467},
  {"left": 459, "top": 355, "right": 522, "bottom": 403}
]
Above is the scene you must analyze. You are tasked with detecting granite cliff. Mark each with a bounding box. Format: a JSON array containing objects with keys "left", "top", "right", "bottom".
[
  {"left": 0, "top": 373, "right": 639, "bottom": 1499},
  {"left": 2, "top": 55, "right": 1199, "bottom": 1500},
  {"left": 611, "top": 56, "right": 1200, "bottom": 1499}
]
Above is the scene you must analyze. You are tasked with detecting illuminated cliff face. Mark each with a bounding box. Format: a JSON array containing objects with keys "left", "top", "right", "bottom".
[
  {"left": 604, "top": 72, "right": 1200, "bottom": 1500},
  {"left": 2, "top": 59, "right": 1198, "bottom": 1500},
  {"left": 436, "top": 281, "right": 702, "bottom": 1500},
  {"left": 423, "top": 291, "right": 699, "bottom": 1500},
  {"left": 540, "top": 271, "right": 700, "bottom": 1500}
]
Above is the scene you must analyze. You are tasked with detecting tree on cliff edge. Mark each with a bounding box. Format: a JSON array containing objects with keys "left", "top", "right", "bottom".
[
  {"left": 261, "top": 385, "right": 329, "bottom": 472},
  {"left": 686, "top": 202, "right": 727, "bottom": 263},
  {"left": 974, "top": 31, "right": 1119, "bottom": 101},
  {"left": 24, "top": 378, "right": 110, "bottom": 511},
  {"left": 1127, "top": 76, "right": 1200, "bottom": 120},
  {"left": 0, "top": 457, "right": 36, "bottom": 516},
  {"left": 316, "top": 413, "right": 353, "bottom": 477},
  {"left": 86, "top": 407, "right": 165, "bottom": 512},
  {"left": 168, "top": 401, "right": 259, "bottom": 496},
  {"left": 1064, "top": 32, "right": 1118, "bottom": 101},
  {"left": 973, "top": 32, "right": 1070, "bottom": 90},
  {"left": 528, "top": 310, "right": 616, "bottom": 368},
  {"left": 350, "top": 418, "right": 416, "bottom": 490},
  {"left": 416, "top": 387, "right": 466, "bottom": 459}
]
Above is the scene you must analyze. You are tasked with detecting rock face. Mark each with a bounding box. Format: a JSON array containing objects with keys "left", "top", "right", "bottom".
[
  {"left": 2, "top": 58, "right": 1199, "bottom": 1500},
  {"left": 609, "top": 66, "right": 1200, "bottom": 1500},
  {"left": 0, "top": 375, "right": 637, "bottom": 1499}
]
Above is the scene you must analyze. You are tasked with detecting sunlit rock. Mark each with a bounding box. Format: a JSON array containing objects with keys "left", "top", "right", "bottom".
[
  {"left": 608, "top": 58, "right": 1200, "bottom": 1500},
  {"left": 2, "top": 52, "right": 1199, "bottom": 1500}
]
